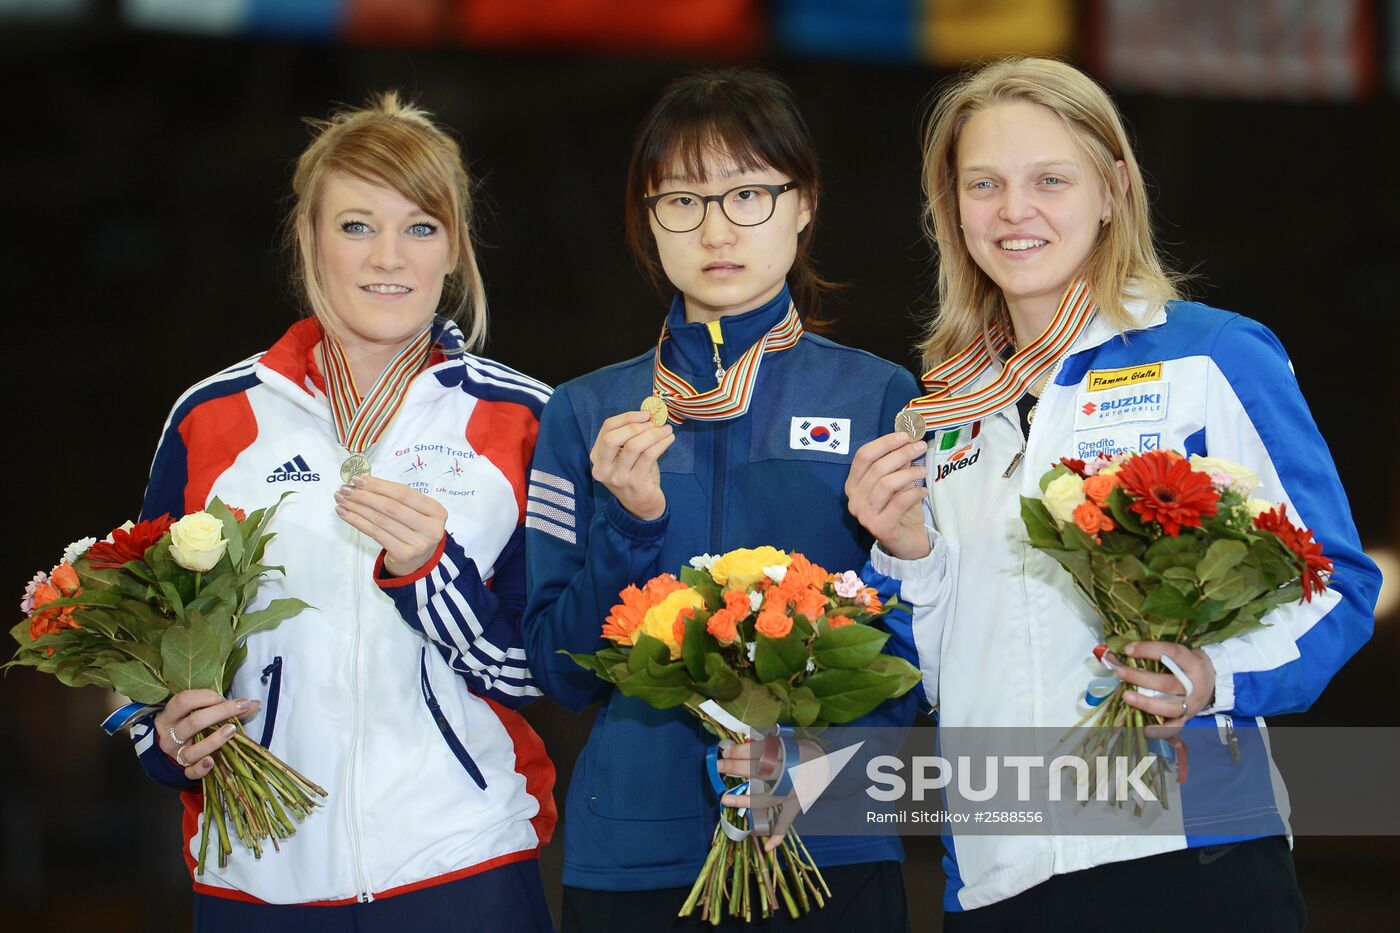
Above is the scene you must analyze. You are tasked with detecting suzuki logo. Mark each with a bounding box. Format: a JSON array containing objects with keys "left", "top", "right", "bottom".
[{"left": 1081, "top": 401, "right": 1098, "bottom": 415}]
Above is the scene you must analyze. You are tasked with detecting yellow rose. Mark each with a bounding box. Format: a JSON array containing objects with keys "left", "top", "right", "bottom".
[
  {"left": 640, "top": 588, "right": 705, "bottom": 660},
  {"left": 1189, "top": 455, "right": 1261, "bottom": 495},
  {"left": 169, "top": 511, "right": 228, "bottom": 572},
  {"left": 708, "top": 546, "right": 790, "bottom": 591},
  {"left": 1043, "top": 473, "right": 1087, "bottom": 525}
]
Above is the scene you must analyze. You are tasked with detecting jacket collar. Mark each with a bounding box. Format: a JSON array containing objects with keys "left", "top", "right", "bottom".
[{"left": 661, "top": 285, "right": 794, "bottom": 377}]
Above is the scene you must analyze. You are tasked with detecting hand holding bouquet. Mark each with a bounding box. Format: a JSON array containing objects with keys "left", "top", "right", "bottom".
[
  {"left": 566, "top": 546, "right": 920, "bottom": 924},
  {"left": 1021, "top": 450, "right": 1332, "bottom": 796},
  {"left": 11, "top": 496, "right": 325, "bottom": 873}
]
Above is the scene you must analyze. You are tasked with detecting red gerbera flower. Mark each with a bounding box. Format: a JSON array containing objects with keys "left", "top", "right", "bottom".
[
  {"left": 1254, "top": 504, "right": 1333, "bottom": 601},
  {"left": 1117, "top": 451, "right": 1219, "bottom": 536},
  {"left": 1059, "top": 457, "right": 1088, "bottom": 477},
  {"left": 85, "top": 515, "right": 174, "bottom": 569}
]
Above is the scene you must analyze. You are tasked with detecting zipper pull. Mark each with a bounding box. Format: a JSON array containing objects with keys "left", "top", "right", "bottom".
[
  {"left": 706, "top": 319, "right": 726, "bottom": 381},
  {"left": 1225, "top": 718, "right": 1241, "bottom": 764},
  {"left": 1002, "top": 446, "right": 1026, "bottom": 478}
]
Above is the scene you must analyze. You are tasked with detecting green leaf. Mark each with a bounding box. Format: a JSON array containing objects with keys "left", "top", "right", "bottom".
[
  {"left": 233, "top": 598, "right": 311, "bottom": 645},
  {"left": 682, "top": 611, "right": 715, "bottom": 681},
  {"left": 627, "top": 633, "right": 671, "bottom": 674},
  {"left": 613, "top": 677, "right": 695, "bottom": 709},
  {"left": 754, "top": 632, "right": 811, "bottom": 682},
  {"left": 811, "top": 624, "right": 888, "bottom": 670},
  {"left": 222, "top": 643, "right": 248, "bottom": 694},
  {"left": 1039, "top": 463, "right": 1073, "bottom": 493},
  {"left": 1140, "top": 584, "right": 1195, "bottom": 620},
  {"left": 1059, "top": 524, "right": 1097, "bottom": 553},
  {"left": 788, "top": 685, "right": 820, "bottom": 727},
  {"left": 1020, "top": 497, "right": 1063, "bottom": 547},
  {"left": 160, "top": 623, "right": 223, "bottom": 692},
  {"left": 695, "top": 654, "right": 742, "bottom": 702},
  {"left": 106, "top": 660, "right": 171, "bottom": 704},
  {"left": 864, "top": 653, "right": 923, "bottom": 697},
  {"left": 1105, "top": 486, "right": 1149, "bottom": 536},
  {"left": 1040, "top": 549, "right": 1094, "bottom": 594},
  {"left": 717, "top": 679, "right": 783, "bottom": 732},
  {"left": 1197, "top": 540, "right": 1248, "bottom": 585},
  {"left": 206, "top": 498, "right": 245, "bottom": 569},
  {"left": 804, "top": 669, "right": 903, "bottom": 724},
  {"left": 561, "top": 650, "right": 617, "bottom": 682},
  {"left": 158, "top": 581, "right": 186, "bottom": 619}
]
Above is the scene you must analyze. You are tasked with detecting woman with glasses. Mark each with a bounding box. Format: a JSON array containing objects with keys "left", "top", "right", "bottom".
[
  {"left": 523, "top": 68, "right": 919, "bottom": 931},
  {"left": 846, "top": 58, "right": 1378, "bottom": 930}
]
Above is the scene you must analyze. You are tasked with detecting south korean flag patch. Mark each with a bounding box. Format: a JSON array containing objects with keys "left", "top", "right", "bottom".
[{"left": 790, "top": 417, "right": 851, "bottom": 455}]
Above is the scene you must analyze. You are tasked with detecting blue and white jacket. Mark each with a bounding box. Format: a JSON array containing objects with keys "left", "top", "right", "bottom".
[
  {"left": 130, "top": 317, "right": 557, "bottom": 905},
  {"left": 522, "top": 286, "right": 921, "bottom": 891},
  {"left": 873, "top": 300, "right": 1381, "bottom": 911}
]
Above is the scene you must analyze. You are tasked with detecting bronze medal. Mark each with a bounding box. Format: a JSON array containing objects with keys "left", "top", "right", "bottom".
[
  {"left": 339, "top": 453, "right": 372, "bottom": 484},
  {"left": 894, "top": 410, "right": 927, "bottom": 442}
]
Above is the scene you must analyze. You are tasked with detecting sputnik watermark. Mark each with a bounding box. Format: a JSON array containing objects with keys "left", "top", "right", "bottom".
[{"left": 865, "top": 754, "right": 1162, "bottom": 804}]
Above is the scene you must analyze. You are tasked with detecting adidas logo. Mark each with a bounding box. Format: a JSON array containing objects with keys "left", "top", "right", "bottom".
[{"left": 266, "top": 455, "right": 321, "bottom": 484}]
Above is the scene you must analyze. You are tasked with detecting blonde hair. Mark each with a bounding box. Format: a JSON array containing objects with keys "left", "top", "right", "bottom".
[
  {"left": 287, "top": 91, "right": 487, "bottom": 351},
  {"left": 917, "top": 57, "right": 1179, "bottom": 370}
]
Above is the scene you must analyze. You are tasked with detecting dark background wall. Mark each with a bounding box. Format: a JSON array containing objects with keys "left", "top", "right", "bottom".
[{"left": 3, "top": 20, "right": 1397, "bottom": 933}]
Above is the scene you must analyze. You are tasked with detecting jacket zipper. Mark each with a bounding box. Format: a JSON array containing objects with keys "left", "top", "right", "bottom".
[
  {"left": 346, "top": 535, "right": 373, "bottom": 902},
  {"left": 419, "top": 649, "right": 489, "bottom": 789},
  {"left": 1216, "top": 714, "right": 1241, "bottom": 764},
  {"left": 1002, "top": 354, "right": 1069, "bottom": 478}
]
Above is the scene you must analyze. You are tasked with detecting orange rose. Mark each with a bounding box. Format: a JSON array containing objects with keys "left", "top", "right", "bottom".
[
  {"left": 50, "top": 562, "right": 80, "bottom": 596},
  {"left": 1082, "top": 474, "right": 1119, "bottom": 507},
  {"left": 755, "top": 607, "right": 793, "bottom": 639},
  {"left": 785, "top": 554, "right": 830, "bottom": 592},
  {"left": 722, "top": 589, "right": 752, "bottom": 617},
  {"left": 643, "top": 573, "right": 689, "bottom": 603},
  {"left": 31, "top": 582, "right": 60, "bottom": 612},
  {"left": 673, "top": 610, "right": 693, "bottom": 649},
  {"left": 706, "top": 608, "right": 740, "bottom": 645},
  {"left": 794, "top": 588, "right": 827, "bottom": 623},
  {"left": 1072, "top": 502, "right": 1116, "bottom": 537}
]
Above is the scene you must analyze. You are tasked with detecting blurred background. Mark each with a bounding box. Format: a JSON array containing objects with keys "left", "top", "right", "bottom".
[{"left": 3, "top": 0, "right": 1397, "bottom": 929}]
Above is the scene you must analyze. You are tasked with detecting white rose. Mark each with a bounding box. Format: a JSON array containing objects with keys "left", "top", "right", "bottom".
[
  {"left": 1243, "top": 498, "right": 1274, "bottom": 519},
  {"left": 63, "top": 536, "right": 97, "bottom": 565},
  {"left": 169, "top": 512, "right": 228, "bottom": 572},
  {"left": 1043, "top": 472, "right": 1087, "bottom": 525},
  {"left": 1189, "top": 455, "right": 1260, "bottom": 495}
]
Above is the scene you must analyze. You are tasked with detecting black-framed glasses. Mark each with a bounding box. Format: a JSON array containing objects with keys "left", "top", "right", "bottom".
[{"left": 644, "top": 182, "right": 798, "bottom": 233}]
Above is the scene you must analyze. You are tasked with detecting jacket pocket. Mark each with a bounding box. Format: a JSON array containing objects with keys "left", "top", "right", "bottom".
[
  {"left": 419, "top": 648, "right": 488, "bottom": 790},
  {"left": 258, "top": 656, "right": 284, "bottom": 748}
]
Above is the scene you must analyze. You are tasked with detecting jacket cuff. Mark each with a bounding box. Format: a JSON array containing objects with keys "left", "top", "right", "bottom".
[
  {"left": 1199, "top": 642, "right": 1236, "bottom": 714},
  {"left": 375, "top": 534, "right": 448, "bottom": 588},
  {"left": 869, "top": 527, "right": 942, "bottom": 578},
  {"left": 602, "top": 492, "right": 668, "bottom": 542}
]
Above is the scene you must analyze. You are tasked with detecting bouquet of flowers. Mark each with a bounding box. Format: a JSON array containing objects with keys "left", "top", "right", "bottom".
[
  {"left": 1020, "top": 450, "right": 1332, "bottom": 795},
  {"left": 11, "top": 496, "right": 325, "bottom": 873},
  {"left": 565, "top": 546, "right": 920, "bottom": 925}
]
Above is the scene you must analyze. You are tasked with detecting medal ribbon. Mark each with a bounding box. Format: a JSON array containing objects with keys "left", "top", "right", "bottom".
[
  {"left": 651, "top": 303, "right": 803, "bottom": 423},
  {"left": 322, "top": 324, "right": 434, "bottom": 454},
  {"left": 900, "top": 278, "right": 1097, "bottom": 433}
]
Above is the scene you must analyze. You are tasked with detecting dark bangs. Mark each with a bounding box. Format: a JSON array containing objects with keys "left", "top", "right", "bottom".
[{"left": 624, "top": 68, "right": 833, "bottom": 328}]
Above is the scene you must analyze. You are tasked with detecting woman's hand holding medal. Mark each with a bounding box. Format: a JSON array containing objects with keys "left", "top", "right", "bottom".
[
  {"left": 335, "top": 476, "right": 449, "bottom": 576},
  {"left": 589, "top": 410, "right": 674, "bottom": 521},
  {"left": 846, "top": 432, "right": 930, "bottom": 560}
]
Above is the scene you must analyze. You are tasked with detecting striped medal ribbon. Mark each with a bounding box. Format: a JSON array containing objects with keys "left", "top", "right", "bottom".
[
  {"left": 649, "top": 303, "right": 803, "bottom": 424},
  {"left": 895, "top": 278, "right": 1097, "bottom": 439},
  {"left": 322, "top": 324, "right": 434, "bottom": 483}
]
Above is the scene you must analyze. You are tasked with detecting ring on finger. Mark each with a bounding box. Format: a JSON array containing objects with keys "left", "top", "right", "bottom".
[
  {"left": 175, "top": 746, "right": 190, "bottom": 768},
  {"left": 1181, "top": 699, "right": 1189, "bottom": 716},
  {"left": 170, "top": 726, "right": 189, "bottom": 746}
]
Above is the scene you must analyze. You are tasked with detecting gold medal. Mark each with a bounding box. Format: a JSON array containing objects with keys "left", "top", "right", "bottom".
[
  {"left": 640, "top": 394, "right": 669, "bottom": 428},
  {"left": 894, "top": 410, "right": 927, "bottom": 442},
  {"left": 340, "top": 453, "right": 372, "bottom": 484}
]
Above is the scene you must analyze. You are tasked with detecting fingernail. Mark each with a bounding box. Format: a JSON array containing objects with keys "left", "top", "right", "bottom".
[
  {"left": 335, "top": 506, "right": 347, "bottom": 516},
  {"left": 222, "top": 724, "right": 237, "bottom": 736},
  {"left": 235, "top": 699, "right": 250, "bottom": 711},
  {"left": 337, "top": 485, "right": 352, "bottom": 496},
  {"left": 352, "top": 477, "right": 367, "bottom": 487},
  {"left": 202, "top": 759, "right": 214, "bottom": 772},
  {"left": 914, "top": 441, "right": 927, "bottom": 452},
  {"left": 1124, "top": 643, "right": 1137, "bottom": 656}
]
